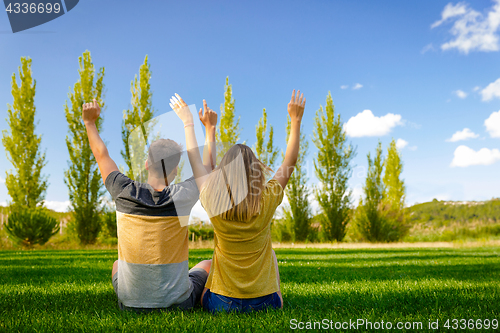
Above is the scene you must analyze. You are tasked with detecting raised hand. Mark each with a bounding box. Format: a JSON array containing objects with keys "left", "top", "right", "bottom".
[
  {"left": 82, "top": 99, "right": 101, "bottom": 125},
  {"left": 287, "top": 89, "right": 306, "bottom": 121},
  {"left": 169, "top": 93, "right": 194, "bottom": 125},
  {"left": 272, "top": 89, "right": 306, "bottom": 189},
  {"left": 198, "top": 99, "right": 217, "bottom": 129}
]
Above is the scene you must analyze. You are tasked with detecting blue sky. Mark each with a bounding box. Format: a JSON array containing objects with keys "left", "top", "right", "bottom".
[{"left": 1, "top": 0, "right": 500, "bottom": 213}]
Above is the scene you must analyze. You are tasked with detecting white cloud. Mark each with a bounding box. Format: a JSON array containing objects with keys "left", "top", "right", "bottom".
[
  {"left": 0, "top": 201, "right": 6, "bottom": 207},
  {"left": 454, "top": 89, "right": 468, "bottom": 98},
  {"left": 432, "top": 0, "right": 500, "bottom": 54},
  {"left": 451, "top": 145, "right": 500, "bottom": 167},
  {"left": 473, "top": 86, "right": 481, "bottom": 91},
  {"left": 481, "top": 78, "right": 500, "bottom": 101},
  {"left": 0, "top": 176, "right": 4, "bottom": 184},
  {"left": 396, "top": 139, "right": 409, "bottom": 149},
  {"left": 340, "top": 85, "right": 349, "bottom": 89},
  {"left": 407, "top": 121, "right": 422, "bottom": 130},
  {"left": 485, "top": 110, "right": 500, "bottom": 137},
  {"left": 431, "top": 2, "right": 469, "bottom": 28},
  {"left": 344, "top": 110, "right": 403, "bottom": 137},
  {"left": 421, "top": 43, "right": 435, "bottom": 54},
  {"left": 446, "top": 128, "right": 479, "bottom": 142},
  {"left": 352, "top": 83, "right": 363, "bottom": 90},
  {"left": 43, "top": 200, "right": 71, "bottom": 212}
]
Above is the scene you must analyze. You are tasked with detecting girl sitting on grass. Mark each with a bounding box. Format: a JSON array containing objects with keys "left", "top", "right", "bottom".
[{"left": 170, "top": 90, "right": 305, "bottom": 313}]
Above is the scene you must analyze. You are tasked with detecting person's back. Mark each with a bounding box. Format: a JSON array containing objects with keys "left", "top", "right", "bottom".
[
  {"left": 171, "top": 90, "right": 306, "bottom": 313},
  {"left": 200, "top": 172, "right": 283, "bottom": 299},
  {"left": 107, "top": 170, "right": 199, "bottom": 309}
]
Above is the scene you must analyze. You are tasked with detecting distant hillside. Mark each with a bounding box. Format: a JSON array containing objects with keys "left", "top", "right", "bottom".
[{"left": 408, "top": 198, "right": 500, "bottom": 225}]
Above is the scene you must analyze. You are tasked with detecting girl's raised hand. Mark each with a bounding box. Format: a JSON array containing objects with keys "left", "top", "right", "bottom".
[
  {"left": 198, "top": 99, "right": 217, "bottom": 129},
  {"left": 287, "top": 89, "right": 306, "bottom": 121},
  {"left": 170, "top": 93, "right": 193, "bottom": 125}
]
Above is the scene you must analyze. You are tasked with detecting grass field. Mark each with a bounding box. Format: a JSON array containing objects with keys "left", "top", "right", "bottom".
[{"left": 1, "top": 246, "right": 499, "bottom": 332}]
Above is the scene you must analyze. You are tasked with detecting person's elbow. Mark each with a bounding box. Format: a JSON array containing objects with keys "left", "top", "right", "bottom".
[{"left": 93, "top": 145, "right": 110, "bottom": 163}]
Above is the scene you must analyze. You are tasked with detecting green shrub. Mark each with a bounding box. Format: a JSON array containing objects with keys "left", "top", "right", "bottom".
[
  {"left": 306, "top": 224, "right": 320, "bottom": 243},
  {"left": 353, "top": 202, "right": 409, "bottom": 242},
  {"left": 4, "top": 208, "right": 59, "bottom": 248},
  {"left": 101, "top": 211, "right": 117, "bottom": 238},
  {"left": 188, "top": 224, "right": 214, "bottom": 241},
  {"left": 271, "top": 218, "right": 294, "bottom": 242}
]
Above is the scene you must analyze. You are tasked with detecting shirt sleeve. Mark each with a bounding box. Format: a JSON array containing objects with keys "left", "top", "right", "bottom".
[
  {"left": 105, "top": 171, "right": 133, "bottom": 201},
  {"left": 169, "top": 176, "right": 200, "bottom": 215},
  {"left": 264, "top": 179, "right": 284, "bottom": 212}
]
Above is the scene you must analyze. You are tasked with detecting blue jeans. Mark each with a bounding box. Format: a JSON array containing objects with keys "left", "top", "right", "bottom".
[{"left": 202, "top": 289, "right": 282, "bottom": 314}]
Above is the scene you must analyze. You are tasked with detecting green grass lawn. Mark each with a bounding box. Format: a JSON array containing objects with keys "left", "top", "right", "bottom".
[{"left": 0, "top": 247, "right": 499, "bottom": 332}]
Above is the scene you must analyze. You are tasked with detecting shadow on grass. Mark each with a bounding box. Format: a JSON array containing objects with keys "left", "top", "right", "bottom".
[
  {"left": 279, "top": 262, "right": 500, "bottom": 283},
  {"left": 0, "top": 286, "right": 119, "bottom": 315},
  {"left": 0, "top": 249, "right": 214, "bottom": 263},
  {"left": 284, "top": 284, "right": 500, "bottom": 317},
  {"left": 275, "top": 247, "right": 499, "bottom": 257},
  {"left": 279, "top": 253, "right": 500, "bottom": 266},
  {"left": 0, "top": 265, "right": 112, "bottom": 285}
]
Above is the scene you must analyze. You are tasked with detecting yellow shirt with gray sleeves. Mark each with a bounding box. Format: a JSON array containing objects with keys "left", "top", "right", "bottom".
[
  {"left": 200, "top": 179, "right": 284, "bottom": 298},
  {"left": 105, "top": 171, "right": 199, "bottom": 308}
]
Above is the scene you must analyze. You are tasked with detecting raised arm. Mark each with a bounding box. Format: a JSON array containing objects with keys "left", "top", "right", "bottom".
[
  {"left": 273, "top": 90, "right": 306, "bottom": 189},
  {"left": 198, "top": 99, "right": 217, "bottom": 173},
  {"left": 83, "top": 99, "right": 119, "bottom": 184},
  {"left": 169, "top": 94, "right": 209, "bottom": 191}
]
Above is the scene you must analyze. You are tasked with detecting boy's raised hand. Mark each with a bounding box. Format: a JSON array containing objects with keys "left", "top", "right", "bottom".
[
  {"left": 287, "top": 89, "right": 306, "bottom": 121},
  {"left": 198, "top": 99, "right": 217, "bottom": 129},
  {"left": 82, "top": 99, "right": 101, "bottom": 125},
  {"left": 170, "top": 93, "right": 194, "bottom": 125}
]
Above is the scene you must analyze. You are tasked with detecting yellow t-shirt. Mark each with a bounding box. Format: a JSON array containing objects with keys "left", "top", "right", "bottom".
[{"left": 200, "top": 179, "right": 284, "bottom": 298}]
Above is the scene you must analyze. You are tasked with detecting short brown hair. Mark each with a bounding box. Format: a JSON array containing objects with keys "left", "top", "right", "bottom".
[{"left": 147, "top": 139, "right": 183, "bottom": 178}]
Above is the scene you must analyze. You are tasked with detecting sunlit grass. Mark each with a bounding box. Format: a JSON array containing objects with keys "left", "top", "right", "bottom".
[{"left": 0, "top": 247, "right": 499, "bottom": 332}]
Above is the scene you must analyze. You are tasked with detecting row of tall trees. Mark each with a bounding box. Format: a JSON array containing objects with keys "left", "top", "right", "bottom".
[
  {"left": 2, "top": 52, "right": 407, "bottom": 246},
  {"left": 249, "top": 89, "right": 406, "bottom": 242}
]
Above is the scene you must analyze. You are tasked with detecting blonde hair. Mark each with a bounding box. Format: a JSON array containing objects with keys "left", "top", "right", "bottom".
[{"left": 203, "top": 144, "right": 272, "bottom": 221}]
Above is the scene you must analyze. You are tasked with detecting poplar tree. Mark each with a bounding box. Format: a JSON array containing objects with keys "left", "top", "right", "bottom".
[
  {"left": 313, "top": 92, "right": 356, "bottom": 241},
  {"left": 383, "top": 139, "right": 406, "bottom": 210},
  {"left": 64, "top": 50, "right": 105, "bottom": 244},
  {"left": 121, "top": 55, "right": 155, "bottom": 180},
  {"left": 355, "top": 140, "right": 408, "bottom": 242},
  {"left": 2, "top": 57, "right": 48, "bottom": 211},
  {"left": 254, "top": 108, "right": 279, "bottom": 168},
  {"left": 282, "top": 116, "right": 311, "bottom": 242},
  {"left": 381, "top": 139, "right": 408, "bottom": 240},
  {"left": 2, "top": 57, "right": 58, "bottom": 247},
  {"left": 354, "top": 142, "right": 385, "bottom": 242},
  {"left": 216, "top": 77, "right": 241, "bottom": 161}
]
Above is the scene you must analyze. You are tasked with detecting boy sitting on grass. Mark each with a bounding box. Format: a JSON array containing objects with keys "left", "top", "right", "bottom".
[{"left": 82, "top": 99, "right": 217, "bottom": 311}]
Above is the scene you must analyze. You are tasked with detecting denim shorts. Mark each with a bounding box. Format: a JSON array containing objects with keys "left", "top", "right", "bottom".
[
  {"left": 202, "top": 289, "right": 282, "bottom": 314},
  {"left": 112, "top": 267, "right": 208, "bottom": 313}
]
